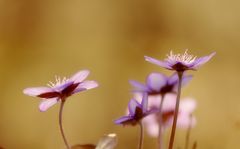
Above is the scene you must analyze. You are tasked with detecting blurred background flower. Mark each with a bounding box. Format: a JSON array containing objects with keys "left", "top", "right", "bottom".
[{"left": 0, "top": 0, "right": 239, "bottom": 149}]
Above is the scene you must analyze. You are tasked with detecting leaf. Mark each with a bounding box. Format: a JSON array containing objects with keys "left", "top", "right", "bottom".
[
  {"left": 71, "top": 144, "right": 96, "bottom": 149},
  {"left": 96, "top": 133, "right": 117, "bottom": 149}
]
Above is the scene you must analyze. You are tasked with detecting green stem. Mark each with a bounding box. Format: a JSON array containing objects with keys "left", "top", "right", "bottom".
[
  {"left": 168, "top": 71, "right": 183, "bottom": 149},
  {"left": 158, "top": 94, "right": 166, "bottom": 149},
  {"left": 59, "top": 100, "right": 70, "bottom": 149},
  {"left": 138, "top": 121, "right": 144, "bottom": 149}
]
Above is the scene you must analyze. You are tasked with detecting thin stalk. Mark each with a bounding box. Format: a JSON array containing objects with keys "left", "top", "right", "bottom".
[
  {"left": 138, "top": 121, "right": 144, "bottom": 149},
  {"left": 59, "top": 100, "right": 70, "bottom": 149},
  {"left": 192, "top": 141, "right": 197, "bottom": 149},
  {"left": 184, "top": 115, "right": 193, "bottom": 149},
  {"left": 168, "top": 71, "right": 183, "bottom": 149},
  {"left": 158, "top": 94, "right": 166, "bottom": 149}
]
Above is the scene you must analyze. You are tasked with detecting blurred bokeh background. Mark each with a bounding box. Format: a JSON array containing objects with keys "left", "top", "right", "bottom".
[{"left": 0, "top": 0, "right": 239, "bottom": 148}]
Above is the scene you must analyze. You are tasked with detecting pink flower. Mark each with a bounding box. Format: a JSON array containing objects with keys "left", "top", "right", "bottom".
[
  {"left": 134, "top": 93, "right": 196, "bottom": 137},
  {"left": 23, "top": 70, "right": 98, "bottom": 112}
]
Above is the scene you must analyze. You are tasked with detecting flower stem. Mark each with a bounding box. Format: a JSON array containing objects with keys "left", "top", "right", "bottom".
[
  {"left": 138, "top": 121, "right": 144, "bottom": 149},
  {"left": 59, "top": 100, "right": 70, "bottom": 149},
  {"left": 168, "top": 71, "right": 183, "bottom": 149},
  {"left": 158, "top": 94, "right": 166, "bottom": 149},
  {"left": 184, "top": 115, "right": 193, "bottom": 149}
]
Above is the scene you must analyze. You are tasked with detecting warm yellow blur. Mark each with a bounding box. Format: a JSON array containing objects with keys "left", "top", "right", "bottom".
[{"left": 0, "top": 0, "right": 239, "bottom": 149}]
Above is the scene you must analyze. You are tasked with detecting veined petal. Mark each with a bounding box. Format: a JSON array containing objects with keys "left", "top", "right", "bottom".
[
  {"left": 23, "top": 87, "right": 55, "bottom": 97},
  {"left": 147, "top": 72, "right": 167, "bottom": 92},
  {"left": 114, "top": 116, "right": 132, "bottom": 125},
  {"left": 144, "top": 56, "right": 172, "bottom": 69},
  {"left": 128, "top": 99, "right": 140, "bottom": 116},
  {"left": 70, "top": 70, "right": 90, "bottom": 83},
  {"left": 129, "top": 80, "right": 148, "bottom": 92},
  {"left": 39, "top": 98, "right": 59, "bottom": 112},
  {"left": 191, "top": 52, "right": 216, "bottom": 69}
]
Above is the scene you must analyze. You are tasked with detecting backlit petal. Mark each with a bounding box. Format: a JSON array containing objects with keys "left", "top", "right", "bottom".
[
  {"left": 114, "top": 116, "right": 132, "bottom": 125},
  {"left": 191, "top": 52, "right": 216, "bottom": 69},
  {"left": 147, "top": 73, "right": 167, "bottom": 92},
  {"left": 129, "top": 80, "right": 148, "bottom": 92},
  {"left": 39, "top": 98, "right": 59, "bottom": 112},
  {"left": 144, "top": 56, "right": 172, "bottom": 69},
  {"left": 77, "top": 81, "right": 98, "bottom": 90},
  {"left": 141, "top": 93, "right": 148, "bottom": 113},
  {"left": 128, "top": 99, "right": 140, "bottom": 116},
  {"left": 23, "top": 87, "right": 54, "bottom": 97},
  {"left": 70, "top": 70, "right": 90, "bottom": 83}
]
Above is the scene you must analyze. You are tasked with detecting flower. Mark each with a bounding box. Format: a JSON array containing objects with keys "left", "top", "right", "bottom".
[
  {"left": 23, "top": 70, "right": 98, "bottom": 112},
  {"left": 139, "top": 94, "right": 197, "bottom": 137},
  {"left": 144, "top": 50, "right": 215, "bottom": 71},
  {"left": 114, "top": 94, "right": 154, "bottom": 126},
  {"left": 129, "top": 72, "right": 192, "bottom": 95}
]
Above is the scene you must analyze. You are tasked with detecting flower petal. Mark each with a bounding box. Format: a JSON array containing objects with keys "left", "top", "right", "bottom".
[
  {"left": 169, "top": 73, "right": 193, "bottom": 91},
  {"left": 147, "top": 72, "right": 167, "bottom": 92},
  {"left": 70, "top": 70, "right": 90, "bottom": 83},
  {"left": 77, "top": 81, "right": 98, "bottom": 90},
  {"left": 129, "top": 80, "right": 148, "bottom": 92},
  {"left": 114, "top": 116, "right": 132, "bottom": 125},
  {"left": 142, "top": 114, "right": 159, "bottom": 137},
  {"left": 128, "top": 99, "right": 140, "bottom": 116},
  {"left": 53, "top": 81, "right": 74, "bottom": 92},
  {"left": 144, "top": 56, "right": 172, "bottom": 69},
  {"left": 179, "top": 98, "right": 197, "bottom": 113},
  {"left": 39, "top": 98, "right": 59, "bottom": 112},
  {"left": 191, "top": 52, "right": 216, "bottom": 69},
  {"left": 23, "top": 87, "right": 55, "bottom": 97},
  {"left": 72, "top": 81, "right": 98, "bottom": 94},
  {"left": 141, "top": 93, "right": 148, "bottom": 113}
]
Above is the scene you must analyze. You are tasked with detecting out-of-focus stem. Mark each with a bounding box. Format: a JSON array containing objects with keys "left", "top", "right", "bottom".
[
  {"left": 59, "top": 100, "right": 70, "bottom": 149},
  {"left": 184, "top": 115, "right": 193, "bottom": 149},
  {"left": 168, "top": 71, "right": 183, "bottom": 149},
  {"left": 138, "top": 121, "right": 144, "bottom": 149},
  {"left": 158, "top": 94, "right": 166, "bottom": 149}
]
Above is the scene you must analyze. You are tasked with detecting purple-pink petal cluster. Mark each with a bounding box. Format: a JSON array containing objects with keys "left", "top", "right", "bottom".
[{"left": 137, "top": 94, "right": 197, "bottom": 137}]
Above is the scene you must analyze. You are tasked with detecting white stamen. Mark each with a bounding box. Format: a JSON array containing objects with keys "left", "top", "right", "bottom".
[
  {"left": 166, "top": 50, "right": 197, "bottom": 64},
  {"left": 47, "top": 75, "right": 69, "bottom": 88}
]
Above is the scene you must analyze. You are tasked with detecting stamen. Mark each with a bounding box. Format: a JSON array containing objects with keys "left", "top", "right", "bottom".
[
  {"left": 47, "top": 75, "right": 69, "bottom": 88},
  {"left": 166, "top": 50, "right": 197, "bottom": 64}
]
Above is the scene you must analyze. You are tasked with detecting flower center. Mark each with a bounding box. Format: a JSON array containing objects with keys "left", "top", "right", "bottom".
[
  {"left": 47, "top": 76, "right": 69, "bottom": 88},
  {"left": 166, "top": 50, "right": 197, "bottom": 64}
]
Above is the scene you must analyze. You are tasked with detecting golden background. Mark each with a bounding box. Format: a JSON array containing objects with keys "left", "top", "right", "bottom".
[{"left": 0, "top": 0, "right": 239, "bottom": 149}]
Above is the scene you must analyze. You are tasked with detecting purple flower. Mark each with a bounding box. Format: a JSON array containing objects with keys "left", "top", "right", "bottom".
[
  {"left": 144, "top": 50, "right": 215, "bottom": 71},
  {"left": 23, "top": 70, "right": 98, "bottom": 112},
  {"left": 130, "top": 72, "right": 192, "bottom": 95},
  {"left": 114, "top": 94, "right": 153, "bottom": 126},
  {"left": 135, "top": 94, "right": 197, "bottom": 137}
]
